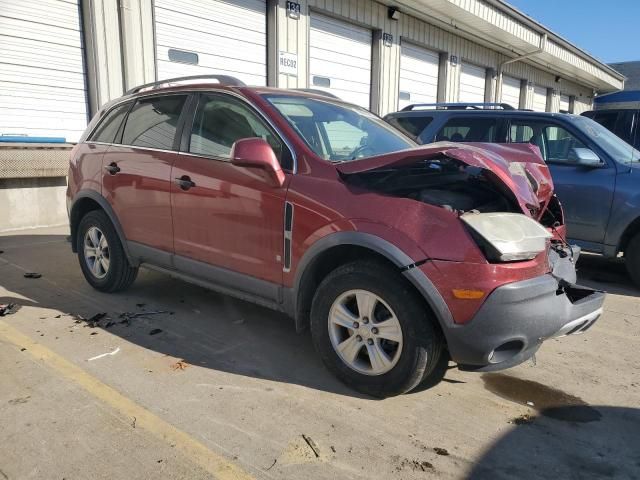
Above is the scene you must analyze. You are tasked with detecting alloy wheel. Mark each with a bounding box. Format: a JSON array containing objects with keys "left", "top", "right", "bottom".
[{"left": 83, "top": 226, "right": 110, "bottom": 279}]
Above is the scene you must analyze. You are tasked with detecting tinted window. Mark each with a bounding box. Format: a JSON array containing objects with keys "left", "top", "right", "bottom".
[
  {"left": 614, "top": 111, "right": 637, "bottom": 146},
  {"left": 189, "top": 94, "right": 290, "bottom": 168},
  {"left": 437, "top": 117, "right": 498, "bottom": 142},
  {"left": 386, "top": 115, "right": 433, "bottom": 142},
  {"left": 592, "top": 111, "right": 619, "bottom": 133},
  {"left": 121, "top": 95, "right": 187, "bottom": 150},
  {"left": 89, "top": 103, "right": 131, "bottom": 143}
]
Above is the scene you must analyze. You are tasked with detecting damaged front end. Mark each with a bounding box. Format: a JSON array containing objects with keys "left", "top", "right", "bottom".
[{"left": 338, "top": 142, "right": 570, "bottom": 266}]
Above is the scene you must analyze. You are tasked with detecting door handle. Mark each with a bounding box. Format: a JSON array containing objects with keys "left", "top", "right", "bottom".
[
  {"left": 175, "top": 176, "right": 196, "bottom": 190},
  {"left": 104, "top": 163, "right": 120, "bottom": 175}
]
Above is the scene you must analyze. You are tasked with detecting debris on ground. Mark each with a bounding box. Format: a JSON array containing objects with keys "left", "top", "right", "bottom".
[
  {"left": 104, "top": 321, "right": 116, "bottom": 328},
  {"left": 393, "top": 456, "right": 435, "bottom": 473},
  {"left": 131, "top": 416, "right": 136, "bottom": 428},
  {"left": 136, "top": 303, "right": 146, "bottom": 308},
  {"left": 330, "top": 446, "right": 336, "bottom": 453},
  {"left": 119, "top": 310, "right": 170, "bottom": 326},
  {"left": 90, "top": 332, "right": 98, "bottom": 336},
  {"left": 0, "top": 303, "right": 17, "bottom": 317},
  {"left": 23, "top": 272, "right": 42, "bottom": 279},
  {"left": 265, "top": 459, "right": 277, "bottom": 471},
  {"left": 87, "top": 347, "right": 120, "bottom": 362},
  {"left": 149, "top": 328, "right": 163, "bottom": 335},
  {"left": 302, "top": 434, "right": 320, "bottom": 458},
  {"left": 509, "top": 414, "right": 534, "bottom": 425},
  {"left": 87, "top": 312, "right": 107, "bottom": 327},
  {"left": 433, "top": 447, "right": 449, "bottom": 456},
  {"left": 526, "top": 401, "right": 535, "bottom": 407},
  {"left": 171, "top": 360, "right": 189, "bottom": 371}
]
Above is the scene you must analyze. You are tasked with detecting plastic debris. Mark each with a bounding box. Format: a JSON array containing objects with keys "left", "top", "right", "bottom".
[
  {"left": 171, "top": 360, "right": 189, "bottom": 371},
  {"left": 0, "top": 303, "right": 17, "bottom": 317},
  {"left": 149, "top": 328, "right": 163, "bottom": 335},
  {"left": 87, "top": 347, "right": 120, "bottom": 361},
  {"left": 23, "top": 272, "right": 42, "bottom": 279}
]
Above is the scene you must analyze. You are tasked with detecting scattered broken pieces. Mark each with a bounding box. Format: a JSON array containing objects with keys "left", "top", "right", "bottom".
[
  {"left": 0, "top": 303, "right": 17, "bottom": 317},
  {"left": 23, "top": 272, "right": 42, "bottom": 279},
  {"left": 87, "top": 347, "right": 120, "bottom": 362},
  {"left": 433, "top": 447, "right": 449, "bottom": 456},
  {"left": 509, "top": 414, "right": 534, "bottom": 425},
  {"left": 171, "top": 360, "right": 189, "bottom": 371},
  {"left": 149, "top": 328, "right": 163, "bottom": 335}
]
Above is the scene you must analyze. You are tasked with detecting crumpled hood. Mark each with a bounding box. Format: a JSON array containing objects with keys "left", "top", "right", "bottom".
[{"left": 335, "top": 142, "right": 553, "bottom": 217}]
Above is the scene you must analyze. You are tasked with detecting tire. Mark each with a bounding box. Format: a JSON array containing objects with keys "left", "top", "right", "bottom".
[
  {"left": 310, "top": 260, "right": 444, "bottom": 398},
  {"left": 76, "top": 210, "right": 138, "bottom": 292},
  {"left": 626, "top": 233, "right": 640, "bottom": 287}
]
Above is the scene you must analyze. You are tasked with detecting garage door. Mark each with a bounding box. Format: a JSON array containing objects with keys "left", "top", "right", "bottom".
[
  {"left": 560, "top": 94, "right": 570, "bottom": 113},
  {"left": 398, "top": 43, "right": 439, "bottom": 110},
  {"left": 154, "top": 0, "right": 267, "bottom": 86},
  {"left": 309, "top": 14, "right": 372, "bottom": 109},
  {"left": 532, "top": 85, "right": 548, "bottom": 112},
  {"left": 459, "top": 63, "right": 486, "bottom": 103},
  {"left": 0, "top": 0, "right": 88, "bottom": 142},
  {"left": 501, "top": 75, "right": 521, "bottom": 109}
]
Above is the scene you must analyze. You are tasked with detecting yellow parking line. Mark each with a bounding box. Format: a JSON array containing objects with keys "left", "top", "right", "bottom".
[{"left": 0, "top": 319, "right": 255, "bottom": 480}]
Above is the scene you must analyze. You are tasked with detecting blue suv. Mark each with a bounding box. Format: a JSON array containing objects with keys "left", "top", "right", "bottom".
[{"left": 385, "top": 103, "right": 640, "bottom": 285}]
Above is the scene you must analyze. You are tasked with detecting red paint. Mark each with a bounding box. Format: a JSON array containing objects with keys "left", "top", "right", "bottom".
[{"left": 68, "top": 84, "right": 566, "bottom": 327}]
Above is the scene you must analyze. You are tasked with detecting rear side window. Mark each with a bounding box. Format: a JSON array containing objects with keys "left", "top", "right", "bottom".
[
  {"left": 386, "top": 116, "right": 433, "bottom": 141},
  {"left": 88, "top": 103, "right": 131, "bottom": 143},
  {"left": 613, "top": 111, "right": 637, "bottom": 146},
  {"left": 121, "top": 95, "right": 187, "bottom": 150},
  {"left": 437, "top": 117, "right": 498, "bottom": 142}
]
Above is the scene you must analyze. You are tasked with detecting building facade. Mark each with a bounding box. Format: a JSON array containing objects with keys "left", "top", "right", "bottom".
[{"left": 0, "top": 0, "right": 626, "bottom": 230}]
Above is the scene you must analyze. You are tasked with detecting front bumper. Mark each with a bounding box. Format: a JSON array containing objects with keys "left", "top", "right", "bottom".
[
  {"left": 404, "top": 244, "right": 605, "bottom": 371},
  {"left": 445, "top": 275, "right": 604, "bottom": 371}
]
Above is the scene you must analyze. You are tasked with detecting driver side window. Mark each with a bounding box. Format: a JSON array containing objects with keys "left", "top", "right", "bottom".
[
  {"left": 189, "top": 94, "right": 291, "bottom": 169},
  {"left": 319, "top": 120, "right": 368, "bottom": 160}
]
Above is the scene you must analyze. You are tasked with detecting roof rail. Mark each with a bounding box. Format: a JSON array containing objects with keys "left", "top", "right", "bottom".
[
  {"left": 293, "top": 88, "right": 341, "bottom": 100},
  {"left": 125, "top": 75, "right": 246, "bottom": 95},
  {"left": 401, "top": 102, "right": 515, "bottom": 111}
]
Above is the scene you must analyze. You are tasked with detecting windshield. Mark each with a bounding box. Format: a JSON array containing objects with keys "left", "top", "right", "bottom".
[
  {"left": 263, "top": 95, "right": 415, "bottom": 162},
  {"left": 572, "top": 115, "right": 640, "bottom": 163}
]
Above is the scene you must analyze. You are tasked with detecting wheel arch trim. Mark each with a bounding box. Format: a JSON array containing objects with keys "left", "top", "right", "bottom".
[{"left": 69, "top": 190, "right": 137, "bottom": 266}]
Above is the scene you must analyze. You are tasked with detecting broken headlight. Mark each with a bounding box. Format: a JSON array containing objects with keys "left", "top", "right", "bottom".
[{"left": 461, "top": 212, "right": 551, "bottom": 262}]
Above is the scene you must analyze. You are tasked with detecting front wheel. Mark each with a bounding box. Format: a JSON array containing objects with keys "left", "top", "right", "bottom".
[{"left": 310, "top": 261, "right": 444, "bottom": 397}]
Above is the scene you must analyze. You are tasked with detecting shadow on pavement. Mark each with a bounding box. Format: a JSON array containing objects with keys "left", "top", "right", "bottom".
[
  {"left": 577, "top": 253, "right": 640, "bottom": 297},
  {"left": 0, "top": 233, "right": 372, "bottom": 398},
  {"left": 466, "top": 406, "right": 640, "bottom": 479}
]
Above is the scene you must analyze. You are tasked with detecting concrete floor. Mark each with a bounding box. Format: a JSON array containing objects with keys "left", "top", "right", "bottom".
[{"left": 0, "top": 226, "right": 639, "bottom": 480}]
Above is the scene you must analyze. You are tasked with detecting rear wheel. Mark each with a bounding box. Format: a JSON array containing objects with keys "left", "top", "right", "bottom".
[
  {"left": 310, "top": 261, "right": 444, "bottom": 397},
  {"left": 77, "top": 210, "right": 138, "bottom": 292}
]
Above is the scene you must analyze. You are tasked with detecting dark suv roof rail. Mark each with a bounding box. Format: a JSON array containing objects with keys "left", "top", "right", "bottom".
[
  {"left": 401, "top": 102, "right": 515, "bottom": 111},
  {"left": 125, "top": 75, "right": 246, "bottom": 95}
]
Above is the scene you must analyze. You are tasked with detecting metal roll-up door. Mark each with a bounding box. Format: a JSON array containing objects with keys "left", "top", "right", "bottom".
[
  {"left": 459, "top": 63, "right": 486, "bottom": 103},
  {"left": 560, "top": 94, "right": 570, "bottom": 113},
  {"left": 309, "top": 13, "right": 372, "bottom": 109},
  {"left": 398, "top": 43, "right": 439, "bottom": 110},
  {"left": 154, "top": 0, "right": 267, "bottom": 86},
  {"left": 532, "top": 85, "right": 548, "bottom": 112},
  {"left": 501, "top": 75, "right": 521, "bottom": 109},
  {"left": 0, "top": 0, "right": 89, "bottom": 142}
]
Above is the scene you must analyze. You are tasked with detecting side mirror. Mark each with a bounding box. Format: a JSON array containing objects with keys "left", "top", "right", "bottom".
[
  {"left": 230, "top": 138, "right": 286, "bottom": 187},
  {"left": 568, "top": 147, "right": 603, "bottom": 167}
]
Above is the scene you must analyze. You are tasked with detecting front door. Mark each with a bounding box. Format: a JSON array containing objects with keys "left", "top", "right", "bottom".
[
  {"left": 171, "top": 92, "right": 290, "bottom": 291},
  {"left": 102, "top": 94, "right": 188, "bottom": 256},
  {"left": 508, "top": 118, "right": 616, "bottom": 246}
]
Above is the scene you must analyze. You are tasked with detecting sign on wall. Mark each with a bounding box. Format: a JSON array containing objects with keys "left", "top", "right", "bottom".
[{"left": 279, "top": 51, "right": 298, "bottom": 76}]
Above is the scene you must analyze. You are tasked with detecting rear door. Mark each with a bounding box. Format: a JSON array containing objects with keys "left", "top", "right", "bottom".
[
  {"left": 171, "top": 92, "right": 290, "bottom": 292},
  {"left": 508, "top": 117, "right": 616, "bottom": 246},
  {"left": 102, "top": 94, "right": 188, "bottom": 258}
]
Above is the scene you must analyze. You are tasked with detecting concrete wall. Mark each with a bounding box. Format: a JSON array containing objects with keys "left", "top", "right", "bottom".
[{"left": 0, "top": 178, "right": 68, "bottom": 232}]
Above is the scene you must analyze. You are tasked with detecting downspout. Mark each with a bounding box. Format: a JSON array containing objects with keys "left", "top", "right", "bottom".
[{"left": 495, "top": 33, "right": 547, "bottom": 104}]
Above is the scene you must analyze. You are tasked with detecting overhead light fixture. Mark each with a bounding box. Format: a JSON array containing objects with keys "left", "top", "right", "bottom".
[{"left": 388, "top": 7, "right": 400, "bottom": 20}]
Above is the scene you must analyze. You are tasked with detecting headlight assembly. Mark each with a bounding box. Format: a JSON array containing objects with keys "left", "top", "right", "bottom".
[{"left": 461, "top": 212, "right": 551, "bottom": 262}]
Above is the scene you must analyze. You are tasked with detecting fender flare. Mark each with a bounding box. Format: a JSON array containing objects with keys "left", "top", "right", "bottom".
[
  {"left": 289, "top": 231, "right": 454, "bottom": 333},
  {"left": 69, "top": 190, "right": 137, "bottom": 265}
]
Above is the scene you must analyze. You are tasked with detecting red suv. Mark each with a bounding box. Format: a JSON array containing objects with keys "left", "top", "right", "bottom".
[{"left": 67, "top": 75, "right": 604, "bottom": 397}]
